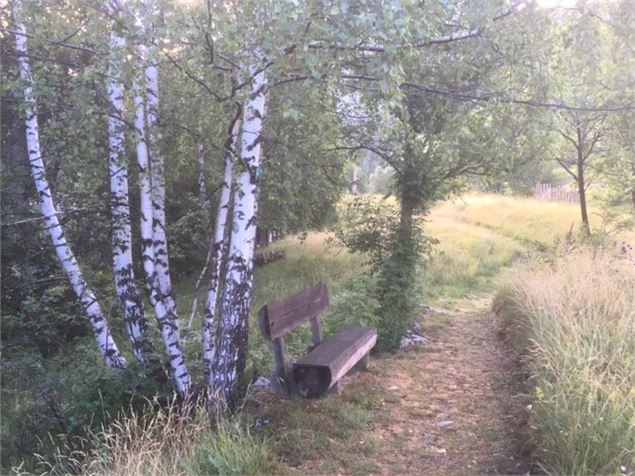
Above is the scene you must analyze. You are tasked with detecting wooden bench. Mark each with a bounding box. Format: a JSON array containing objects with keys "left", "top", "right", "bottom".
[{"left": 258, "top": 282, "right": 377, "bottom": 398}]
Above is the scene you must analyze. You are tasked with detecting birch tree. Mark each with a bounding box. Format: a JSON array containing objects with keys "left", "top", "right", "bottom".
[
  {"left": 212, "top": 65, "right": 266, "bottom": 402},
  {"left": 143, "top": 0, "right": 177, "bottom": 319},
  {"left": 131, "top": 0, "right": 191, "bottom": 393},
  {"left": 141, "top": 0, "right": 191, "bottom": 389},
  {"left": 132, "top": 77, "right": 189, "bottom": 393},
  {"left": 106, "top": 0, "right": 150, "bottom": 363},
  {"left": 202, "top": 105, "right": 241, "bottom": 386},
  {"left": 12, "top": 0, "right": 126, "bottom": 369}
]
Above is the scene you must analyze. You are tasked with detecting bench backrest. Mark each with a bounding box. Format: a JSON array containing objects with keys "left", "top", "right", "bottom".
[{"left": 258, "top": 281, "right": 329, "bottom": 341}]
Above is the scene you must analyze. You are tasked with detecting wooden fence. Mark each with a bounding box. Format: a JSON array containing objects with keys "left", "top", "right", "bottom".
[{"left": 534, "top": 183, "right": 580, "bottom": 203}]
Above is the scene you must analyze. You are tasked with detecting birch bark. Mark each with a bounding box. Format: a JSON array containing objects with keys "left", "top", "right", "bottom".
[
  {"left": 213, "top": 67, "right": 267, "bottom": 402},
  {"left": 142, "top": 0, "right": 185, "bottom": 366},
  {"left": 203, "top": 106, "right": 242, "bottom": 386},
  {"left": 143, "top": 3, "right": 169, "bottom": 305},
  {"left": 107, "top": 0, "right": 150, "bottom": 363},
  {"left": 13, "top": 0, "right": 125, "bottom": 368},
  {"left": 133, "top": 48, "right": 190, "bottom": 394}
]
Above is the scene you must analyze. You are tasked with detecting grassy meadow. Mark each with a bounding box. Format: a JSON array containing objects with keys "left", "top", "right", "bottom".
[
  {"left": 7, "top": 193, "right": 634, "bottom": 475},
  {"left": 433, "top": 193, "right": 634, "bottom": 247}
]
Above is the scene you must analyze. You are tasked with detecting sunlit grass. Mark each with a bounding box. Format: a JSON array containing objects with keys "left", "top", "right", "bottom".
[
  {"left": 423, "top": 216, "right": 525, "bottom": 299},
  {"left": 432, "top": 193, "right": 585, "bottom": 247}
]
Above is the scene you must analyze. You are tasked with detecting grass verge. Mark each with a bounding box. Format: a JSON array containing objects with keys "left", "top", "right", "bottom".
[{"left": 493, "top": 249, "right": 635, "bottom": 475}]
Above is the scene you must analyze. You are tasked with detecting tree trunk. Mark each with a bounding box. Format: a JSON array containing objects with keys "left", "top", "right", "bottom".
[
  {"left": 143, "top": 2, "right": 185, "bottom": 371},
  {"left": 132, "top": 0, "right": 190, "bottom": 394},
  {"left": 203, "top": 106, "right": 242, "bottom": 387},
  {"left": 13, "top": 0, "right": 125, "bottom": 369},
  {"left": 107, "top": 0, "right": 150, "bottom": 363},
  {"left": 351, "top": 165, "right": 359, "bottom": 195},
  {"left": 376, "top": 154, "right": 420, "bottom": 351},
  {"left": 212, "top": 66, "right": 267, "bottom": 403},
  {"left": 197, "top": 141, "right": 206, "bottom": 202},
  {"left": 133, "top": 57, "right": 190, "bottom": 395},
  {"left": 576, "top": 131, "right": 590, "bottom": 234}
]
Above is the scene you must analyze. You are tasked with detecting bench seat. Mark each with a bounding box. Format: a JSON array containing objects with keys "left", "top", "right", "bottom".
[{"left": 292, "top": 326, "right": 377, "bottom": 397}]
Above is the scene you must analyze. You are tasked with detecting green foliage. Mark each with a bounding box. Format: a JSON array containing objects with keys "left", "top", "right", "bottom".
[
  {"left": 374, "top": 244, "right": 425, "bottom": 352},
  {"left": 331, "top": 196, "right": 401, "bottom": 268},
  {"left": 259, "top": 85, "right": 348, "bottom": 235},
  {"left": 330, "top": 196, "right": 432, "bottom": 350},
  {"left": 324, "top": 274, "right": 382, "bottom": 332},
  {"left": 1, "top": 346, "right": 172, "bottom": 473}
]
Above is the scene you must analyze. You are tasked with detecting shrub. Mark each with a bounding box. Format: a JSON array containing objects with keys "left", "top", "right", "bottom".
[
  {"left": 330, "top": 196, "right": 431, "bottom": 351},
  {"left": 324, "top": 274, "right": 382, "bottom": 333}
]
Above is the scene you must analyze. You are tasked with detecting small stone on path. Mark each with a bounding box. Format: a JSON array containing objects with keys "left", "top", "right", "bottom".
[{"left": 437, "top": 420, "right": 454, "bottom": 429}]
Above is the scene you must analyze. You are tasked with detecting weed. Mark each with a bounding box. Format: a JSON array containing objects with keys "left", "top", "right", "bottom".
[{"left": 184, "top": 419, "right": 278, "bottom": 476}]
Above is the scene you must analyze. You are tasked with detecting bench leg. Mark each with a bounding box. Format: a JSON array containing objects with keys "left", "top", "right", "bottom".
[
  {"left": 360, "top": 351, "right": 370, "bottom": 371},
  {"left": 272, "top": 337, "right": 296, "bottom": 396},
  {"left": 328, "top": 380, "right": 342, "bottom": 395}
]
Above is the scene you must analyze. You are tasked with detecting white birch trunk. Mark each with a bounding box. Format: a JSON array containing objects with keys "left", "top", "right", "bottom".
[
  {"left": 351, "top": 164, "right": 359, "bottom": 195},
  {"left": 212, "top": 67, "right": 267, "bottom": 401},
  {"left": 13, "top": 0, "right": 125, "bottom": 369},
  {"left": 203, "top": 108, "right": 241, "bottom": 386},
  {"left": 142, "top": 0, "right": 170, "bottom": 303},
  {"left": 142, "top": 0, "right": 184, "bottom": 365},
  {"left": 133, "top": 53, "right": 190, "bottom": 395},
  {"left": 107, "top": 0, "right": 150, "bottom": 363}
]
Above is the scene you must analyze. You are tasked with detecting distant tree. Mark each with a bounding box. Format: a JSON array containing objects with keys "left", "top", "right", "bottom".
[
  {"left": 539, "top": 3, "right": 634, "bottom": 232},
  {"left": 368, "top": 165, "right": 395, "bottom": 195}
]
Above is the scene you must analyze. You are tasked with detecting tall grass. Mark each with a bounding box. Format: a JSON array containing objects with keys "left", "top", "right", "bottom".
[
  {"left": 494, "top": 250, "right": 635, "bottom": 475},
  {"left": 25, "top": 398, "right": 278, "bottom": 476}
]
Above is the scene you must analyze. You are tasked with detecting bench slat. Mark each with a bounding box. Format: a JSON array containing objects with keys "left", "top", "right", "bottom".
[
  {"left": 259, "top": 282, "right": 328, "bottom": 340},
  {"left": 292, "top": 326, "right": 377, "bottom": 397}
]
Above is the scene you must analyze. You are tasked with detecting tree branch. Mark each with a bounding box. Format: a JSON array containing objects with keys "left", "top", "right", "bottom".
[{"left": 555, "top": 158, "right": 579, "bottom": 182}]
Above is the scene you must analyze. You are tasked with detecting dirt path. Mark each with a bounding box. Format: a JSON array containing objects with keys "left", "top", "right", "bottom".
[
  {"left": 257, "top": 296, "right": 530, "bottom": 475},
  {"left": 363, "top": 297, "right": 529, "bottom": 475}
]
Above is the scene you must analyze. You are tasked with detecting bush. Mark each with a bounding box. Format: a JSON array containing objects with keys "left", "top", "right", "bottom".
[
  {"left": 324, "top": 274, "right": 382, "bottom": 333},
  {"left": 494, "top": 250, "right": 635, "bottom": 475},
  {"left": 330, "top": 196, "right": 430, "bottom": 351}
]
